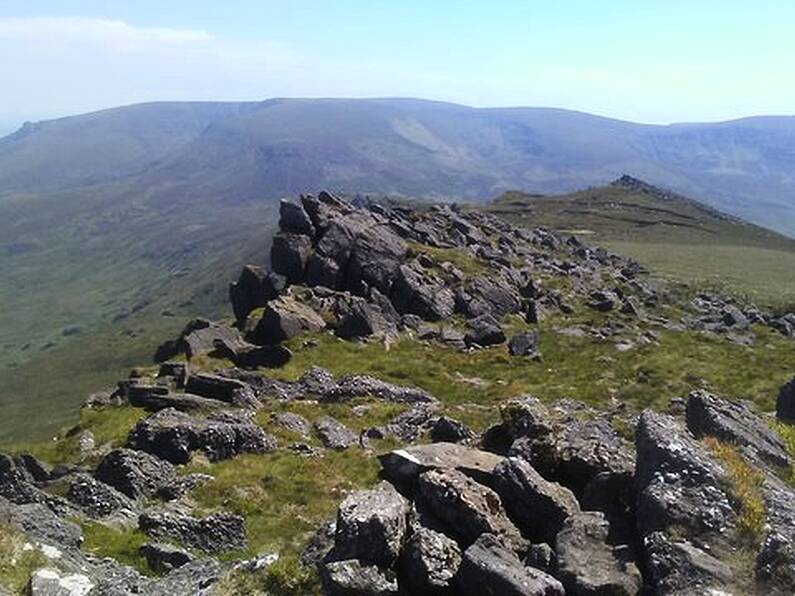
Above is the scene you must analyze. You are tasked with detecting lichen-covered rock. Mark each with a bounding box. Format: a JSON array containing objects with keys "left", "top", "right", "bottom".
[
  {"left": 334, "top": 483, "right": 409, "bottom": 565},
  {"left": 320, "top": 558, "right": 398, "bottom": 596},
  {"left": 400, "top": 526, "right": 462, "bottom": 595},
  {"left": 555, "top": 511, "right": 642, "bottom": 596},
  {"left": 250, "top": 294, "right": 326, "bottom": 344},
  {"left": 138, "top": 511, "right": 246, "bottom": 553},
  {"left": 315, "top": 416, "right": 357, "bottom": 450},
  {"left": 66, "top": 474, "right": 135, "bottom": 518},
  {"left": 94, "top": 448, "right": 175, "bottom": 500},
  {"left": 417, "top": 469, "right": 522, "bottom": 546},
  {"left": 456, "top": 533, "right": 564, "bottom": 596},
  {"left": 493, "top": 457, "right": 580, "bottom": 544}
]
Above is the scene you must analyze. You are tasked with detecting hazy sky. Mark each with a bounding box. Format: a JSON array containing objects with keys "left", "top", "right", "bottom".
[{"left": 1, "top": 1, "right": 794, "bottom": 134}]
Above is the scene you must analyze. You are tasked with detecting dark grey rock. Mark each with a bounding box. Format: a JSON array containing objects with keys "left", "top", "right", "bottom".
[
  {"left": 185, "top": 373, "right": 259, "bottom": 409},
  {"left": 279, "top": 198, "right": 315, "bottom": 237},
  {"left": 465, "top": 314, "right": 506, "bottom": 348},
  {"left": 66, "top": 474, "right": 135, "bottom": 518},
  {"left": 507, "top": 331, "right": 541, "bottom": 358},
  {"left": 315, "top": 416, "right": 357, "bottom": 450},
  {"left": 400, "top": 525, "right": 461, "bottom": 595},
  {"left": 320, "top": 558, "right": 398, "bottom": 596},
  {"left": 430, "top": 416, "right": 475, "bottom": 443},
  {"left": 493, "top": 457, "right": 580, "bottom": 544},
  {"left": 139, "top": 511, "right": 246, "bottom": 553},
  {"left": 139, "top": 542, "right": 194, "bottom": 574},
  {"left": 271, "top": 233, "right": 312, "bottom": 284},
  {"left": 94, "top": 448, "right": 175, "bottom": 499},
  {"left": 456, "top": 533, "right": 564, "bottom": 596},
  {"left": 776, "top": 375, "right": 795, "bottom": 421}
]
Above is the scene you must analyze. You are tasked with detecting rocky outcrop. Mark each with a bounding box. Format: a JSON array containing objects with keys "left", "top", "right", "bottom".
[
  {"left": 139, "top": 511, "right": 246, "bottom": 553},
  {"left": 94, "top": 448, "right": 175, "bottom": 499}
]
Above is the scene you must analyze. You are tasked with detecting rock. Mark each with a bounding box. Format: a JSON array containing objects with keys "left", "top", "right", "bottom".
[
  {"left": 493, "top": 457, "right": 580, "bottom": 544},
  {"left": 464, "top": 314, "right": 506, "bottom": 348},
  {"left": 29, "top": 568, "right": 94, "bottom": 596},
  {"left": 507, "top": 332, "right": 541, "bottom": 358},
  {"left": 460, "top": 276, "right": 523, "bottom": 319},
  {"left": 320, "top": 558, "right": 398, "bottom": 596},
  {"left": 139, "top": 511, "right": 246, "bottom": 553},
  {"left": 642, "top": 531, "right": 733, "bottom": 595},
  {"left": 379, "top": 443, "right": 503, "bottom": 487},
  {"left": 456, "top": 533, "right": 564, "bottom": 596},
  {"left": 315, "top": 416, "right": 357, "bottom": 450},
  {"left": 390, "top": 265, "right": 455, "bottom": 321},
  {"left": 229, "top": 265, "right": 282, "bottom": 322},
  {"left": 157, "top": 362, "right": 188, "bottom": 388},
  {"left": 139, "top": 542, "right": 194, "bottom": 574},
  {"left": 524, "top": 543, "right": 555, "bottom": 574},
  {"left": 1, "top": 499, "right": 83, "bottom": 549},
  {"left": 346, "top": 223, "right": 408, "bottom": 294},
  {"left": 722, "top": 304, "right": 749, "bottom": 329},
  {"left": 400, "top": 526, "right": 462, "bottom": 595},
  {"left": 249, "top": 295, "right": 326, "bottom": 344},
  {"left": 212, "top": 336, "right": 293, "bottom": 369},
  {"left": 13, "top": 453, "right": 50, "bottom": 482},
  {"left": 336, "top": 299, "right": 396, "bottom": 339},
  {"left": 279, "top": 198, "right": 315, "bottom": 236},
  {"left": 127, "top": 408, "right": 276, "bottom": 464},
  {"left": 555, "top": 511, "right": 642, "bottom": 596},
  {"left": 588, "top": 290, "right": 619, "bottom": 312},
  {"left": 334, "top": 483, "right": 409, "bottom": 565},
  {"left": 271, "top": 412, "right": 312, "bottom": 437},
  {"left": 94, "top": 448, "right": 175, "bottom": 500},
  {"left": 66, "top": 473, "right": 135, "bottom": 518},
  {"left": 128, "top": 386, "right": 227, "bottom": 412},
  {"left": 180, "top": 319, "right": 243, "bottom": 360},
  {"left": 686, "top": 389, "right": 790, "bottom": 468},
  {"left": 430, "top": 416, "right": 475, "bottom": 443},
  {"left": 756, "top": 476, "right": 795, "bottom": 591},
  {"left": 271, "top": 233, "right": 312, "bottom": 284},
  {"left": 417, "top": 469, "right": 522, "bottom": 546},
  {"left": 185, "top": 373, "right": 259, "bottom": 409},
  {"left": 301, "top": 519, "right": 337, "bottom": 567},
  {"left": 776, "top": 375, "right": 795, "bottom": 421},
  {"left": 323, "top": 374, "right": 437, "bottom": 405}
]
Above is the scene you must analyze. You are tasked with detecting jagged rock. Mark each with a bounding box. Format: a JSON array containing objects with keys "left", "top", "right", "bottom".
[
  {"left": 493, "top": 457, "right": 580, "bottom": 544},
  {"left": 139, "top": 511, "right": 246, "bottom": 553},
  {"left": 686, "top": 389, "right": 790, "bottom": 468},
  {"left": 642, "top": 531, "right": 733, "bottom": 595},
  {"left": 229, "top": 265, "right": 283, "bottom": 321},
  {"left": 417, "top": 468, "right": 522, "bottom": 546},
  {"left": 334, "top": 483, "right": 409, "bottom": 565},
  {"left": 279, "top": 198, "right": 315, "bottom": 237},
  {"left": 139, "top": 542, "right": 194, "bottom": 574},
  {"left": 337, "top": 299, "right": 396, "bottom": 339},
  {"left": 524, "top": 543, "right": 555, "bottom": 574},
  {"left": 464, "top": 314, "right": 506, "bottom": 347},
  {"left": 379, "top": 443, "right": 503, "bottom": 487},
  {"left": 0, "top": 456, "right": 73, "bottom": 515},
  {"left": 128, "top": 408, "right": 276, "bottom": 464},
  {"left": 456, "top": 533, "right": 564, "bottom": 596},
  {"left": 13, "top": 453, "right": 50, "bottom": 482},
  {"left": 249, "top": 294, "right": 326, "bottom": 344},
  {"left": 29, "top": 568, "right": 94, "bottom": 596},
  {"left": 271, "top": 233, "right": 312, "bottom": 284},
  {"left": 776, "top": 374, "right": 795, "bottom": 421},
  {"left": 323, "top": 374, "right": 437, "bottom": 405},
  {"left": 430, "top": 416, "right": 475, "bottom": 443},
  {"left": 462, "top": 276, "right": 523, "bottom": 319},
  {"left": 384, "top": 406, "right": 437, "bottom": 442},
  {"left": 507, "top": 332, "right": 541, "bottom": 358},
  {"left": 400, "top": 525, "right": 462, "bottom": 594},
  {"left": 180, "top": 318, "right": 243, "bottom": 360},
  {"left": 185, "top": 373, "right": 260, "bottom": 409},
  {"left": 315, "top": 416, "right": 357, "bottom": 450},
  {"left": 66, "top": 473, "right": 135, "bottom": 518},
  {"left": 0, "top": 499, "right": 83, "bottom": 549},
  {"left": 320, "top": 558, "right": 398, "bottom": 596},
  {"left": 346, "top": 223, "right": 408, "bottom": 294},
  {"left": 94, "top": 448, "right": 175, "bottom": 499},
  {"left": 555, "top": 511, "right": 642, "bottom": 596},
  {"left": 212, "top": 336, "right": 293, "bottom": 369},
  {"left": 390, "top": 265, "right": 455, "bottom": 321},
  {"left": 271, "top": 412, "right": 312, "bottom": 437}
]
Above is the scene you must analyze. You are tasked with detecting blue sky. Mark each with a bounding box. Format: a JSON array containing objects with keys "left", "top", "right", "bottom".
[{"left": 1, "top": 1, "right": 794, "bottom": 132}]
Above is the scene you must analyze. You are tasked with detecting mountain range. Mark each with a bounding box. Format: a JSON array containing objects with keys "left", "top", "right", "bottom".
[{"left": 3, "top": 98, "right": 795, "bottom": 232}]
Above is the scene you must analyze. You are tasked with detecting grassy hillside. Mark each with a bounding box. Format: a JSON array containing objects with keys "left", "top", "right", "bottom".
[{"left": 486, "top": 179, "right": 795, "bottom": 307}]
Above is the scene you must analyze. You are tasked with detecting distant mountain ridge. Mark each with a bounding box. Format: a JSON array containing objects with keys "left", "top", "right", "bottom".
[{"left": 1, "top": 98, "right": 795, "bottom": 234}]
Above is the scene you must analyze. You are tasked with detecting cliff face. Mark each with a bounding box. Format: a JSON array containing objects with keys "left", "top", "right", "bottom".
[{"left": 2, "top": 190, "right": 795, "bottom": 595}]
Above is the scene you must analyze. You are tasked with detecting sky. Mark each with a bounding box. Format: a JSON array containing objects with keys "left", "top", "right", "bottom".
[{"left": 0, "top": 0, "right": 794, "bottom": 134}]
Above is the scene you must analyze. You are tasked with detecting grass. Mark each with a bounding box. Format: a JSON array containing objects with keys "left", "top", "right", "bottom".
[
  {"left": 80, "top": 522, "right": 151, "bottom": 575},
  {"left": 214, "top": 555, "right": 321, "bottom": 596},
  {"left": 703, "top": 437, "right": 767, "bottom": 546},
  {"left": 407, "top": 242, "right": 489, "bottom": 278},
  {"left": 0, "top": 522, "right": 47, "bottom": 593},
  {"left": 772, "top": 421, "right": 795, "bottom": 484}
]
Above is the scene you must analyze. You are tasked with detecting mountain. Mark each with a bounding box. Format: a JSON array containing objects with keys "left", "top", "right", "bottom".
[{"left": 2, "top": 99, "right": 795, "bottom": 231}]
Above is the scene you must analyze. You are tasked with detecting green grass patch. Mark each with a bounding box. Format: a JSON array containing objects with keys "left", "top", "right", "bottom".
[
  {"left": 0, "top": 522, "right": 47, "bottom": 593},
  {"left": 214, "top": 554, "right": 321, "bottom": 596},
  {"left": 407, "top": 242, "right": 489, "bottom": 278},
  {"left": 80, "top": 522, "right": 151, "bottom": 575}
]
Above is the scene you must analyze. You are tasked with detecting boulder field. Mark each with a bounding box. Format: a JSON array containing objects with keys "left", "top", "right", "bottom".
[{"left": 2, "top": 191, "right": 795, "bottom": 594}]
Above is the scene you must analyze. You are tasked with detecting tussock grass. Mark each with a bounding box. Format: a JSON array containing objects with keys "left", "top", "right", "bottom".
[
  {"left": 703, "top": 438, "right": 766, "bottom": 545},
  {"left": 214, "top": 555, "right": 321, "bottom": 596},
  {"left": 80, "top": 522, "right": 151, "bottom": 575},
  {"left": 0, "top": 522, "right": 46, "bottom": 593}
]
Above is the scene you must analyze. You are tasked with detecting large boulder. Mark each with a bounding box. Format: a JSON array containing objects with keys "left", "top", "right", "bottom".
[
  {"left": 390, "top": 265, "right": 455, "bottom": 322},
  {"left": 417, "top": 468, "right": 522, "bottom": 546},
  {"left": 279, "top": 198, "right": 315, "bottom": 237},
  {"left": 686, "top": 389, "right": 790, "bottom": 468},
  {"left": 456, "top": 533, "right": 564, "bottom": 596},
  {"left": 464, "top": 314, "right": 506, "bottom": 348},
  {"left": 184, "top": 374, "right": 259, "bottom": 409},
  {"left": 346, "top": 223, "right": 407, "bottom": 294},
  {"left": 493, "top": 457, "right": 580, "bottom": 544},
  {"left": 379, "top": 443, "right": 503, "bottom": 487},
  {"left": 400, "top": 525, "right": 462, "bottom": 595},
  {"left": 555, "top": 511, "right": 642, "bottom": 596},
  {"left": 271, "top": 233, "right": 312, "bottom": 284},
  {"left": 229, "top": 265, "right": 283, "bottom": 322},
  {"left": 127, "top": 408, "right": 276, "bottom": 464},
  {"left": 249, "top": 295, "right": 326, "bottom": 344},
  {"left": 65, "top": 474, "right": 135, "bottom": 518},
  {"left": 94, "top": 448, "right": 176, "bottom": 500},
  {"left": 334, "top": 483, "right": 409, "bottom": 565},
  {"left": 155, "top": 318, "right": 244, "bottom": 362}
]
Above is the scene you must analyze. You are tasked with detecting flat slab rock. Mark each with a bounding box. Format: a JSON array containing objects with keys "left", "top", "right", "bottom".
[{"left": 379, "top": 442, "right": 503, "bottom": 487}]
